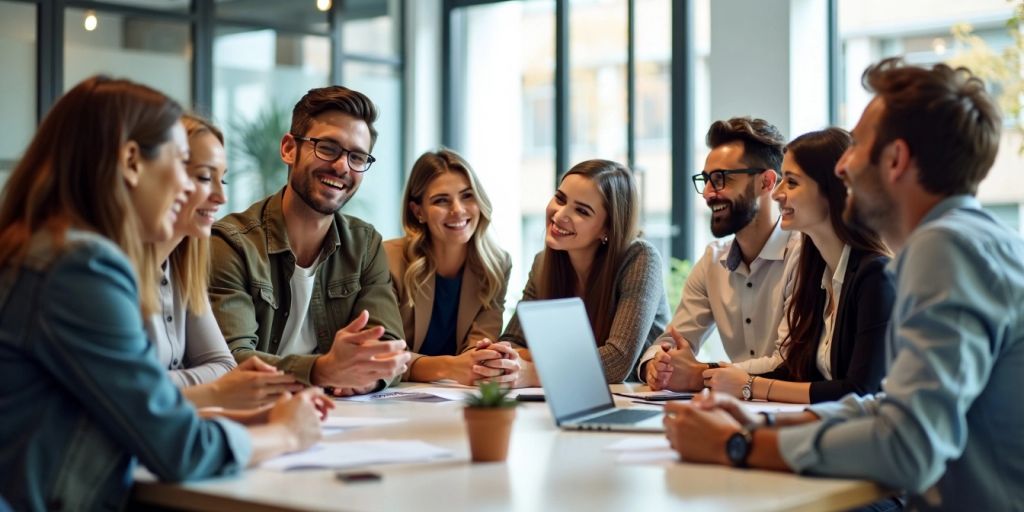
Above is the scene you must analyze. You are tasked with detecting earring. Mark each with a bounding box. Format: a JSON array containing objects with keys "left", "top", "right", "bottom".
[
  {"left": 417, "top": 217, "right": 425, "bottom": 223},
  {"left": 601, "top": 235, "right": 609, "bottom": 245}
]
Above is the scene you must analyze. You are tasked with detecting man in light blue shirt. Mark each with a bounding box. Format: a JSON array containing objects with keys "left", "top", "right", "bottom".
[{"left": 663, "top": 58, "right": 1023, "bottom": 510}]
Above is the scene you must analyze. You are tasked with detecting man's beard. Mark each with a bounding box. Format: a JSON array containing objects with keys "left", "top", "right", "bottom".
[
  {"left": 290, "top": 159, "right": 354, "bottom": 215},
  {"left": 709, "top": 180, "right": 758, "bottom": 238},
  {"left": 842, "top": 164, "right": 891, "bottom": 235}
]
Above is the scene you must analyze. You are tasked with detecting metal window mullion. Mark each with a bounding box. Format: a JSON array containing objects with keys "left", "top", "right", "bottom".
[
  {"left": 192, "top": 0, "right": 213, "bottom": 113},
  {"left": 554, "top": 0, "right": 569, "bottom": 184},
  {"left": 670, "top": 0, "right": 694, "bottom": 261}
]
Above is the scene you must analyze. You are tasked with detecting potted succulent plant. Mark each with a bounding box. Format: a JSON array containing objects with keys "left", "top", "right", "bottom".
[{"left": 463, "top": 382, "right": 518, "bottom": 462}]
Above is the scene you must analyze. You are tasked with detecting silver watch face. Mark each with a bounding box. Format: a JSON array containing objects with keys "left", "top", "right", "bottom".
[{"left": 742, "top": 385, "right": 752, "bottom": 401}]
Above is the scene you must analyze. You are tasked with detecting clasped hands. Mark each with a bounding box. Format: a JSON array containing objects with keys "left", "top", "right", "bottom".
[{"left": 645, "top": 326, "right": 749, "bottom": 396}]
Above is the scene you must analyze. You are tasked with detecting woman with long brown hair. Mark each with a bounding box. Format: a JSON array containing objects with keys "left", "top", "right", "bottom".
[
  {"left": 0, "top": 76, "right": 327, "bottom": 510},
  {"left": 384, "top": 149, "right": 519, "bottom": 385},
  {"left": 501, "top": 159, "right": 670, "bottom": 383},
  {"left": 702, "top": 128, "right": 895, "bottom": 403}
]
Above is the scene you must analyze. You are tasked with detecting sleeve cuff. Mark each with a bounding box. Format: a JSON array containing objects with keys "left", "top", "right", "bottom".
[
  {"left": 208, "top": 417, "right": 252, "bottom": 474},
  {"left": 776, "top": 419, "right": 840, "bottom": 473}
]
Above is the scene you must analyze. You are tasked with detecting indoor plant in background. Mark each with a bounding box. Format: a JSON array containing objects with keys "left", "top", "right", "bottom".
[{"left": 463, "top": 382, "right": 518, "bottom": 462}]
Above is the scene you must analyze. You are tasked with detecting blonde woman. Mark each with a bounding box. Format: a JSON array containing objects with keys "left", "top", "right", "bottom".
[
  {"left": 384, "top": 149, "right": 518, "bottom": 385},
  {"left": 146, "top": 114, "right": 303, "bottom": 410}
]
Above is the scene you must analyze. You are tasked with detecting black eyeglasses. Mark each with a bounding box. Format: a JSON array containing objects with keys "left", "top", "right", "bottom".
[
  {"left": 292, "top": 135, "right": 376, "bottom": 172},
  {"left": 691, "top": 168, "right": 764, "bottom": 193}
]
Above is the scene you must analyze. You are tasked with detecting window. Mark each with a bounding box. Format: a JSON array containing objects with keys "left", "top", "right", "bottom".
[
  {"left": 838, "top": 0, "right": 1024, "bottom": 243},
  {"left": 213, "top": 27, "right": 331, "bottom": 213},
  {"left": 0, "top": 1, "right": 35, "bottom": 180},
  {"left": 449, "top": 0, "right": 556, "bottom": 305},
  {"left": 64, "top": 8, "right": 192, "bottom": 105}
]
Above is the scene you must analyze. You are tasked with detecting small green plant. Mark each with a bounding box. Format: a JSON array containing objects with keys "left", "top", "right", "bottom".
[
  {"left": 665, "top": 257, "right": 692, "bottom": 305},
  {"left": 465, "top": 382, "right": 518, "bottom": 408}
]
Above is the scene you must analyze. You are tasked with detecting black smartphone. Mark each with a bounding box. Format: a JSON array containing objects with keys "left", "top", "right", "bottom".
[
  {"left": 515, "top": 393, "right": 546, "bottom": 402},
  {"left": 335, "top": 471, "right": 382, "bottom": 483}
]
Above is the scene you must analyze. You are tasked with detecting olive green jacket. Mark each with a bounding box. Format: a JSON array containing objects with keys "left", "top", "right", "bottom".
[{"left": 209, "top": 188, "right": 404, "bottom": 386}]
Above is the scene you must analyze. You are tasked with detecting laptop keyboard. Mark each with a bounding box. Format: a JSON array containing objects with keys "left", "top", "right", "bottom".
[{"left": 579, "top": 409, "right": 661, "bottom": 425}]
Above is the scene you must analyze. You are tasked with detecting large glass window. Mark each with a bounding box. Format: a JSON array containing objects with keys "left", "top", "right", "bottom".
[
  {"left": 64, "top": 8, "right": 191, "bottom": 105},
  {"left": 340, "top": 61, "right": 403, "bottom": 239},
  {"left": 0, "top": 1, "right": 35, "bottom": 179},
  {"left": 838, "top": 0, "right": 1024, "bottom": 235},
  {"left": 568, "top": 0, "right": 627, "bottom": 166},
  {"left": 450, "top": 0, "right": 556, "bottom": 306},
  {"left": 634, "top": 0, "right": 672, "bottom": 277},
  {"left": 342, "top": 0, "right": 401, "bottom": 59},
  {"left": 213, "top": 27, "right": 331, "bottom": 213}
]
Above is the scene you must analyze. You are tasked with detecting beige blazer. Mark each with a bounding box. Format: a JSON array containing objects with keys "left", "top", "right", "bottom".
[{"left": 383, "top": 237, "right": 511, "bottom": 364}]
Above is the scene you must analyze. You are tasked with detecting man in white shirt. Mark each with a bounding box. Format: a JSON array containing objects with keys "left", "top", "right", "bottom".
[{"left": 641, "top": 117, "right": 800, "bottom": 391}]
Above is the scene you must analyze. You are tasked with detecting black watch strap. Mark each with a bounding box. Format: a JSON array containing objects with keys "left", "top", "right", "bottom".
[
  {"left": 759, "top": 411, "right": 776, "bottom": 427},
  {"left": 706, "top": 362, "right": 720, "bottom": 369}
]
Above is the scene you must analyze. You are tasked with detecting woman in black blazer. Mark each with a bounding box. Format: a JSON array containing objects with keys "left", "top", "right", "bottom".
[{"left": 703, "top": 128, "right": 894, "bottom": 403}]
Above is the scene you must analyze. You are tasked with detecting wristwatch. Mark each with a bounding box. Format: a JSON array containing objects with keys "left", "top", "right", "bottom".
[
  {"left": 707, "top": 362, "right": 720, "bottom": 369},
  {"left": 741, "top": 375, "right": 755, "bottom": 401},
  {"left": 725, "top": 427, "right": 754, "bottom": 467}
]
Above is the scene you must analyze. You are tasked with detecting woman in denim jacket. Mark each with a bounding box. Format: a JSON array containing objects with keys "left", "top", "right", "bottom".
[{"left": 0, "top": 76, "right": 328, "bottom": 511}]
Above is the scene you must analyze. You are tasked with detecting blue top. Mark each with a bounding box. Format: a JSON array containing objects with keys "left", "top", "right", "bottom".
[
  {"left": 777, "top": 196, "right": 1024, "bottom": 510},
  {"left": 419, "top": 271, "right": 463, "bottom": 357},
  {"left": 0, "top": 229, "right": 251, "bottom": 511}
]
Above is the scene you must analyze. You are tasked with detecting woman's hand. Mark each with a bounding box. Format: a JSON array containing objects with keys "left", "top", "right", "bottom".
[
  {"left": 701, "top": 364, "right": 749, "bottom": 399},
  {"left": 440, "top": 339, "right": 521, "bottom": 386},
  {"left": 267, "top": 388, "right": 328, "bottom": 452},
  {"left": 209, "top": 356, "right": 304, "bottom": 409}
]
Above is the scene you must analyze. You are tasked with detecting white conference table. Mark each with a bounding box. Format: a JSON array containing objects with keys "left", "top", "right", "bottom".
[{"left": 133, "top": 383, "right": 887, "bottom": 512}]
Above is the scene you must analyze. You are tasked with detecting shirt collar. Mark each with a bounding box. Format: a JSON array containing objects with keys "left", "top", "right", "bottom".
[
  {"left": 721, "top": 220, "right": 791, "bottom": 271},
  {"left": 821, "top": 244, "right": 851, "bottom": 291},
  {"left": 920, "top": 194, "right": 981, "bottom": 225}
]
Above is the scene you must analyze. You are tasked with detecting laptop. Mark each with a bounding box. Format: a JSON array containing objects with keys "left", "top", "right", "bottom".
[{"left": 516, "top": 298, "right": 664, "bottom": 432}]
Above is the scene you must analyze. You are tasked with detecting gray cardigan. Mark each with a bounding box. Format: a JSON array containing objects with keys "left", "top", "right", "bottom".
[
  {"left": 500, "top": 239, "right": 670, "bottom": 382},
  {"left": 145, "top": 264, "right": 236, "bottom": 387}
]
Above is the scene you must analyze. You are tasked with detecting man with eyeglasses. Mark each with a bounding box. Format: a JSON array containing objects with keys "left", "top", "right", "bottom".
[
  {"left": 638, "top": 117, "right": 801, "bottom": 392},
  {"left": 209, "top": 86, "right": 410, "bottom": 395}
]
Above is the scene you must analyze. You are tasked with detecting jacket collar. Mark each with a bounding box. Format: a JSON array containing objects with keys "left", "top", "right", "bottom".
[{"left": 261, "top": 187, "right": 342, "bottom": 259}]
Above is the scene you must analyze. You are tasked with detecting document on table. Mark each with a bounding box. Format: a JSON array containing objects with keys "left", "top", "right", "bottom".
[
  {"left": 604, "top": 437, "right": 677, "bottom": 464},
  {"left": 261, "top": 440, "right": 453, "bottom": 471},
  {"left": 612, "top": 390, "right": 694, "bottom": 401},
  {"left": 336, "top": 386, "right": 474, "bottom": 403},
  {"left": 741, "top": 402, "right": 808, "bottom": 414},
  {"left": 321, "top": 416, "right": 406, "bottom": 435}
]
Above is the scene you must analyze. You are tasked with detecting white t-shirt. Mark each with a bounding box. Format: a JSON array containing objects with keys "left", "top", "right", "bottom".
[{"left": 278, "top": 257, "right": 321, "bottom": 356}]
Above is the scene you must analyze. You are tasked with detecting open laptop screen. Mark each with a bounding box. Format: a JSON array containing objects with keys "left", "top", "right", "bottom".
[{"left": 517, "top": 298, "right": 615, "bottom": 423}]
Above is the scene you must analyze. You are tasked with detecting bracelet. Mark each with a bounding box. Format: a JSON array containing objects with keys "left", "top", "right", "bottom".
[{"left": 765, "top": 378, "right": 776, "bottom": 401}]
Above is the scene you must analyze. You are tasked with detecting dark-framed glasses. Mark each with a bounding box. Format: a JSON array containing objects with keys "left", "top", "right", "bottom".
[
  {"left": 691, "top": 168, "right": 764, "bottom": 193},
  {"left": 292, "top": 135, "right": 376, "bottom": 172}
]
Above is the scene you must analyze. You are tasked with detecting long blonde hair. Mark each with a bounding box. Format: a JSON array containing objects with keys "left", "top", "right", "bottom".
[
  {"left": 538, "top": 160, "right": 639, "bottom": 344},
  {"left": 398, "top": 149, "right": 505, "bottom": 308},
  {"left": 0, "top": 76, "right": 182, "bottom": 316},
  {"left": 166, "top": 113, "right": 225, "bottom": 314}
]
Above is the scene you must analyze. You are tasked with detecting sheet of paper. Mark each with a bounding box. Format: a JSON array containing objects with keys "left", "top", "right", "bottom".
[
  {"left": 336, "top": 390, "right": 453, "bottom": 403},
  {"left": 741, "top": 402, "right": 809, "bottom": 414},
  {"left": 261, "top": 440, "right": 452, "bottom": 471},
  {"left": 604, "top": 437, "right": 677, "bottom": 465},
  {"left": 604, "top": 437, "right": 671, "bottom": 452},
  {"left": 321, "top": 416, "right": 406, "bottom": 435},
  {"left": 506, "top": 387, "right": 544, "bottom": 399}
]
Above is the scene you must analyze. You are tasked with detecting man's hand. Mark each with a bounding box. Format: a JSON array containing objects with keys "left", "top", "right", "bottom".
[
  {"left": 647, "top": 327, "right": 706, "bottom": 391},
  {"left": 691, "top": 389, "right": 759, "bottom": 427},
  {"left": 311, "top": 310, "right": 411, "bottom": 388},
  {"left": 664, "top": 399, "right": 743, "bottom": 465}
]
